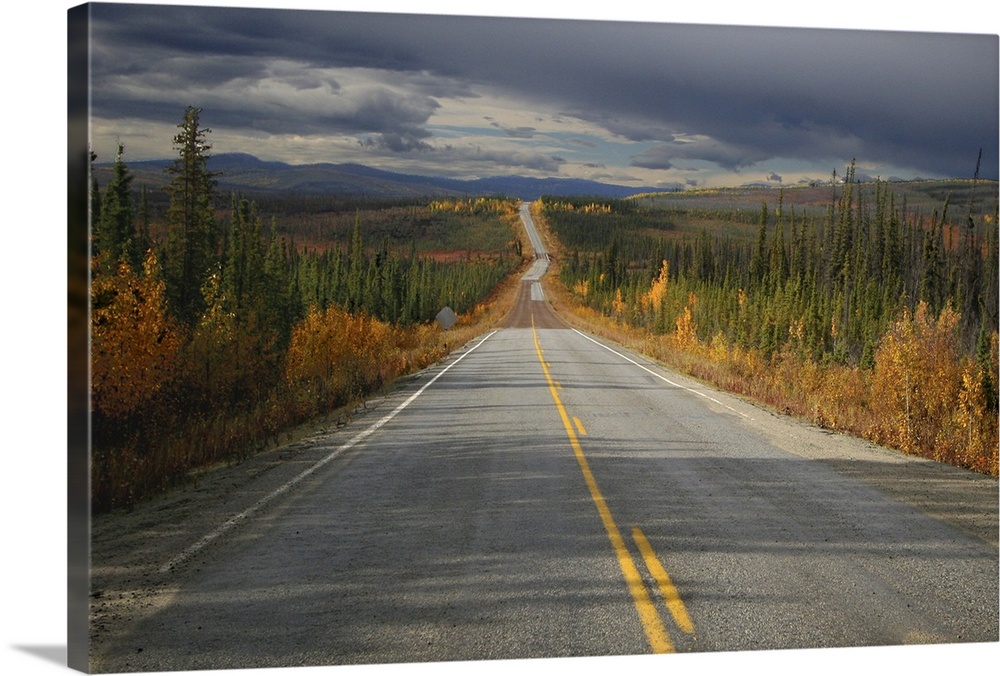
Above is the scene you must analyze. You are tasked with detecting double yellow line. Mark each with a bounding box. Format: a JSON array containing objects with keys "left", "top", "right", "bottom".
[{"left": 531, "top": 318, "right": 694, "bottom": 653}]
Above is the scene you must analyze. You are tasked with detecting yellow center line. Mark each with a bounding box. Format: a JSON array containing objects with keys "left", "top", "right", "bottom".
[
  {"left": 531, "top": 318, "right": 674, "bottom": 654},
  {"left": 573, "top": 417, "right": 588, "bottom": 436},
  {"left": 632, "top": 526, "right": 695, "bottom": 634}
]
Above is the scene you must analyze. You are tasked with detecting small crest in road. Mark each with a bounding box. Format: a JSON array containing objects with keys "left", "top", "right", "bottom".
[{"left": 436, "top": 306, "right": 458, "bottom": 330}]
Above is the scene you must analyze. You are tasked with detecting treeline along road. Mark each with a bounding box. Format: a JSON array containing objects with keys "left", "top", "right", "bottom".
[{"left": 89, "top": 202, "right": 998, "bottom": 672}]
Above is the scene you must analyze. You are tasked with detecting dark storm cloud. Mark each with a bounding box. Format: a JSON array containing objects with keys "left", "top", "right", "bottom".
[
  {"left": 88, "top": 4, "right": 998, "bottom": 177},
  {"left": 428, "top": 143, "right": 566, "bottom": 175},
  {"left": 360, "top": 129, "right": 433, "bottom": 153},
  {"left": 488, "top": 121, "right": 537, "bottom": 138},
  {"left": 89, "top": 4, "right": 454, "bottom": 140},
  {"left": 631, "top": 137, "right": 774, "bottom": 171}
]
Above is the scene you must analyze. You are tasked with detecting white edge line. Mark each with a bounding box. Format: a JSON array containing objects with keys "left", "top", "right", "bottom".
[
  {"left": 571, "top": 329, "right": 751, "bottom": 420},
  {"left": 159, "top": 329, "right": 499, "bottom": 574}
]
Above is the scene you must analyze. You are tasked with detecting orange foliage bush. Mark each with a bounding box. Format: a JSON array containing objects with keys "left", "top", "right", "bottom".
[
  {"left": 639, "top": 260, "right": 669, "bottom": 317},
  {"left": 285, "top": 306, "right": 398, "bottom": 416},
  {"left": 869, "top": 304, "right": 955, "bottom": 451},
  {"left": 673, "top": 305, "right": 698, "bottom": 350},
  {"left": 868, "top": 303, "right": 997, "bottom": 474},
  {"left": 91, "top": 251, "right": 182, "bottom": 421}
]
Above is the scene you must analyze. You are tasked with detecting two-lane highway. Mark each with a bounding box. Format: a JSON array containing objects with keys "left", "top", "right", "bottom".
[{"left": 89, "top": 202, "right": 998, "bottom": 672}]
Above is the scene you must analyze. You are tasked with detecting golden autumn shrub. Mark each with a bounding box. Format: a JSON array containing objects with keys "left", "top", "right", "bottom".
[
  {"left": 91, "top": 251, "right": 182, "bottom": 422},
  {"left": 284, "top": 306, "right": 408, "bottom": 417},
  {"left": 673, "top": 305, "right": 698, "bottom": 350},
  {"left": 944, "top": 360, "right": 998, "bottom": 474},
  {"left": 809, "top": 363, "right": 869, "bottom": 433},
  {"left": 285, "top": 306, "right": 351, "bottom": 414},
  {"left": 639, "top": 260, "right": 669, "bottom": 327},
  {"left": 868, "top": 303, "right": 960, "bottom": 453},
  {"left": 861, "top": 302, "right": 997, "bottom": 473}
]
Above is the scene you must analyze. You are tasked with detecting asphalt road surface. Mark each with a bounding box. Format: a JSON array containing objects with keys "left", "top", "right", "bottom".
[{"left": 88, "top": 203, "right": 998, "bottom": 672}]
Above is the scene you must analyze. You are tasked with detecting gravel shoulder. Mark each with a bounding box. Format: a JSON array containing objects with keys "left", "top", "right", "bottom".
[{"left": 739, "top": 392, "right": 998, "bottom": 549}]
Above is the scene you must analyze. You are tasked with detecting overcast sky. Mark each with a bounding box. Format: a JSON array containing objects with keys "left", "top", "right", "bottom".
[
  {"left": 1, "top": 4, "right": 998, "bottom": 676},
  {"left": 85, "top": 1, "right": 999, "bottom": 189}
]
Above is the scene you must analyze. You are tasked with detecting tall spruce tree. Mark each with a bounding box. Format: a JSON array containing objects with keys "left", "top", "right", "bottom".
[
  {"left": 136, "top": 185, "right": 152, "bottom": 265},
  {"left": 347, "top": 213, "right": 365, "bottom": 313},
  {"left": 163, "top": 106, "right": 219, "bottom": 325},
  {"left": 95, "top": 143, "right": 135, "bottom": 274},
  {"left": 89, "top": 149, "right": 101, "bottom": 240}
]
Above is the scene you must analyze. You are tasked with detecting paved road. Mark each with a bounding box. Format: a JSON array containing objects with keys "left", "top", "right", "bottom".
[
  {"left": 518, "top": 201, "right": 549, "bottom": 262},
  {"left": 89, "top": 203, "right": 998, "bottom": 672}
]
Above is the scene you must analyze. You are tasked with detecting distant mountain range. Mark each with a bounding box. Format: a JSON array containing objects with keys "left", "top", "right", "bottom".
[{"left": 98, "top": 152, "right": 679, "bottom": 200}]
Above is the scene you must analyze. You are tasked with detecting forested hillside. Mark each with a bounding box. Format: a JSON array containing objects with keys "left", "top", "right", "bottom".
[
  {"left": 543, "top": 163, "right": 999, "bottom": 476},
  {"left": 89, "top": 107, "right": 524, "bottom": 510}
]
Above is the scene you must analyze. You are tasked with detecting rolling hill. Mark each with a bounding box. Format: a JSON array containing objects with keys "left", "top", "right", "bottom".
[
  {"left": 91, "top": 153, "right": 998, "bottom": 223},
  {"left": 94, "top": 152, "right": 678, "bottom": 201}
]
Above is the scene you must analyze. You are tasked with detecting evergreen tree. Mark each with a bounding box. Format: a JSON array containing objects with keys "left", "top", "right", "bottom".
[
  {"left": 750, "top": 202, "right": 768, "bottom": 284},
  {"left": 347, "top": 213, "right": 365, "bottom": 312},
  {"left": 163, "top": 106, "right": 219, "bottom": 325},
  {"left": 94, "top": 143, "right": 135, "bottom": 274},
  {"left": 136, "top": 185, "right": 152, "bottom": 264},
  {"left": 920, "top": 210, "right": 946, "bottom": 314},
  {"left": 213, "top": 197, "right": 285, "bottom": 403},
  {"left": 89, "top": 149, "right": 101, "bottom": 239},
  {"left": 222, "top": 197, "right": 265, "bottom": 318},
  {"left": 768, "top": 216, "right": 788, "bottom": 294},
  {"left": 263, "top": 217, "right": 299, "bottom": 346},
  {"left": 984, "top": 208, "right": 999, "bottom": 332}
]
